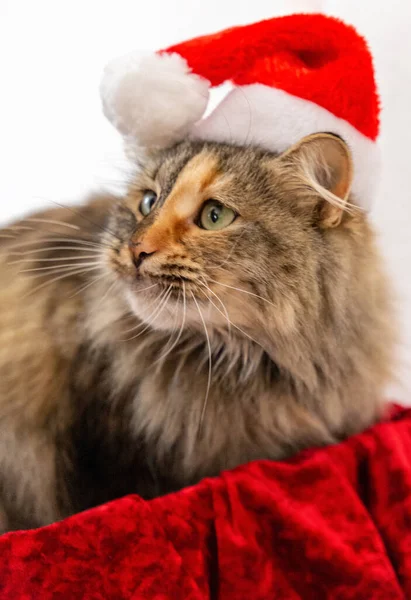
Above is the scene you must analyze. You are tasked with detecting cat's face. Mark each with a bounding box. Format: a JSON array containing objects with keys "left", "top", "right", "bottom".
[{"left": 102, "top": 135, "right": 354, "bottom": 351}]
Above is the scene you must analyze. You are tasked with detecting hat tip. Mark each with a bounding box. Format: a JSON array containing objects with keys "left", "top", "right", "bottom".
[{"left": 100, "top": 51, "right": 210, "bottom": 148}]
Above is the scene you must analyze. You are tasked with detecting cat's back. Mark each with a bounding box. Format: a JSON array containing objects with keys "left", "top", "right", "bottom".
[
  {"left": 0, "top": 197, "right": 114, "bottom": 425},
  {"left": 0, "top": 196, "right": 121, "bottom": 529}
]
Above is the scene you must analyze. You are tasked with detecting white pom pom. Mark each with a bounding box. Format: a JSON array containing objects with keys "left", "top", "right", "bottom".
[{"left": 100, "top": 52, "right": 210, "bottom": 148}]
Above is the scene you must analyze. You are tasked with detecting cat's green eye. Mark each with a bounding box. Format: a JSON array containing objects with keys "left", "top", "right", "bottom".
[
  {"left": 140, "top": 190, "right": 157, "bottom": 216},
  {"left": 198, "top": 200, "right": 236, "bottom": 231}
]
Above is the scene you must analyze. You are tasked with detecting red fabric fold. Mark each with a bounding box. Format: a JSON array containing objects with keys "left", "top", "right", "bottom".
[{"left": 1, "top": 406, "right": 411, "bottom": 599}]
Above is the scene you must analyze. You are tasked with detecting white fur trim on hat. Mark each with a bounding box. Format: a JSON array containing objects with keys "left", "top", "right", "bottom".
[
  {"left": 100, "top": 52, "right": 210, "bottom": 148},
  {"left": 191, "top": 85, "right": 379, "bottom": 210}
]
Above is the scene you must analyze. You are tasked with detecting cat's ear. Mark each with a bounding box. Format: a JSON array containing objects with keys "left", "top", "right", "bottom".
[{"left": 278, "top": 133, "right": 354, "bottom": 228}]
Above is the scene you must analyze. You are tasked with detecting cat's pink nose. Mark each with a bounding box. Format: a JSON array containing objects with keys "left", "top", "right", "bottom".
[{"left": 128, "top": 240, "right": 157, "bottom": 270}]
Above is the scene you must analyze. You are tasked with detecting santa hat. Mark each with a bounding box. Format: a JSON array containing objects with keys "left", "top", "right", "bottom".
[{"left": 100, "top": 14, "right": 380, "bottom": 209}]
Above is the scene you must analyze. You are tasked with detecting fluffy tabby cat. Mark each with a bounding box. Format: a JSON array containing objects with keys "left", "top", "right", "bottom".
[{"left": 0, "top": 133, "right": 395, "bottom": 532}]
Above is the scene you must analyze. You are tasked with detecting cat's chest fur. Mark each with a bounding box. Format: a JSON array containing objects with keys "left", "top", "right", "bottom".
[{"left": 62, "top": 333, "right": 292, "bottom": 513}]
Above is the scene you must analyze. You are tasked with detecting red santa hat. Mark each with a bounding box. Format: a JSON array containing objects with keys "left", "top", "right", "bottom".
[{"left": 100, "top": 14, "right": 380, "bottom": 209}]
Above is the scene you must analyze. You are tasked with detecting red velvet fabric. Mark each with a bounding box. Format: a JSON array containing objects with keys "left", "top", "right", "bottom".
[
  {"left": 1, "top": 407, "right": 411, "bottom": 599},
  {"left": 164, "top": 14, "right": 379, "bottom": 140}
]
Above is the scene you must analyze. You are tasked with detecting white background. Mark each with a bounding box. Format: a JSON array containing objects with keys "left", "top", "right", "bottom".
[{"left": 0, "top": 0, "right": 410, "bottom": 402}]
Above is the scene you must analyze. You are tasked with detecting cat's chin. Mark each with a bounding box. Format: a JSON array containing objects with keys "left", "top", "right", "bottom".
[
  {"left": 124, "top": 286, "right": 227, "bottom": 333},
  {"left": 125, "top": 287, "right": 187, "bottom": 332}
]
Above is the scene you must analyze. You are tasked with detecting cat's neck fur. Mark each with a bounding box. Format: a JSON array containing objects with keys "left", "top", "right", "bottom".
[{"left": 82, "top": 275, "right": 386, "bottom": 485}]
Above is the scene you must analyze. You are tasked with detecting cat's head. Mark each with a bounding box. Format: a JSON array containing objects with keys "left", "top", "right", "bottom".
[{"left": 102, "top": 133, "right": 359, "bottom": 363}]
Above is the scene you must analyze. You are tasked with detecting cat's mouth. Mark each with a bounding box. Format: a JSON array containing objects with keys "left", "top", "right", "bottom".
[
  {"left": 110, "top": 246, "right": 202, "bottom": 295},
  {"left": 121, "top": 265, "right": 257, "bottom": 340},
  {"left": 110, "top": 247, "right": 225, "bottom": 327},
  {"left": 121, "top": 265, "right": 234, "bottom": 334},
  {"left": 134, "top": 271, "right": 200, "bottom": 293},
  {"left": 127, "top": 255, "right": 204, "bottom": 295},
  {"left": 124, "top": 265, "right": 199, "bottom": 301}
]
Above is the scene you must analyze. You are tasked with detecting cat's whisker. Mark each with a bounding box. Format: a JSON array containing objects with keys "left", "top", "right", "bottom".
[
  {"left": 208, "top": 278, "right": 276, "bottom": 309},
  {"left": 166, "top": 290, "right": 182, "bottom": 334},
  {"left": 199, "top": 287, "right": 261, "bottom": 347},
  {"left": 0, "top": 222, "right": 108, "bottom": 246},
  {"left": 219, "top": 108, "right": 234, "bottom": 144},
  {"left": 22, "top": 266, "right": 103, "bottom": 298},
  {"left": 208, "top": 229, "right": 247, "bottom": 270},
  {"left": 91, "top": 278, "right": 120, "bottom": 307},
  {"left": 199, "top": 278, "right": 232, "bottom": 339},
  {"left": 69, "top": 272, "right": 109, "bottom": 298},
  {"left": 121, "top": 286, "right": 173, "bottom": 342},
  {"left": 18, "top": 262, "right": 102, "bottom": 273},
  {"left": 154, "top": 291, "right": 181, "bottom": 363},
  {"left": 137, "top": 283, "right": 160, "bottom": 294},
  {"left": 135, "top": 286, "right": 174, "bottom": 337},
  {"left": 9, "top": 254, "right": 102, "bottom": 266},
  {"left": 1, "top": 225, "right": 33, "bottom": 232},
  {"left": 8, "top": 246, "right": 104, "bottom": 257},
  {"left": 6, "top": 237, "right": 110, "bottom": 250},
  {"left": 40, "top": 198, "right": 122, "bottom": 242},
  {"left": 121, "top": 285, "right": 168, "bottom": 335},
  {"left": 239, "top": 87, "right": 253, "bottom": 146},
  {"left": 154, "top": 283, "right": 187, "bottom": 364},
  {"left": 2, "top": 219, "right": 81, "bottom": 235},
  {"left": 121, "top": 286, "right": 169, "bottom": 335},
  {"left": 191, "top": 292, "right": 212, "bottom": 433},
  {"left": 22, "top": 218, "right": 81, "bottom": 230},
  {"left": 21, "top": 267, "right": 102, "bottom": 285}
]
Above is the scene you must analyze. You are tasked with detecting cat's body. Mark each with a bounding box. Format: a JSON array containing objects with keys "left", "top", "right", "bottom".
[{"left": 0, "top": 138, "right": 395, "bottom": 531}]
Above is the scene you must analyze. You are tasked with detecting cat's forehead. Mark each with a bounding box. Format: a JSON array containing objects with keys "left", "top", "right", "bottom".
[
  {"left": 157, "top": 146, "right": 221, "bottom": 204},
  {"left": 156, "top": 149, "right": 236, "bottom": 221},
  {"left": 145, "top": 142, "right": 270, "bottom": 189}
]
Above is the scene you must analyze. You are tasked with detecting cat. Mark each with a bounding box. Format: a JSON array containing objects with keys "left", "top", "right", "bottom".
[{"left": 0, "top": 133, "right": 395, "bottom": 532}]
